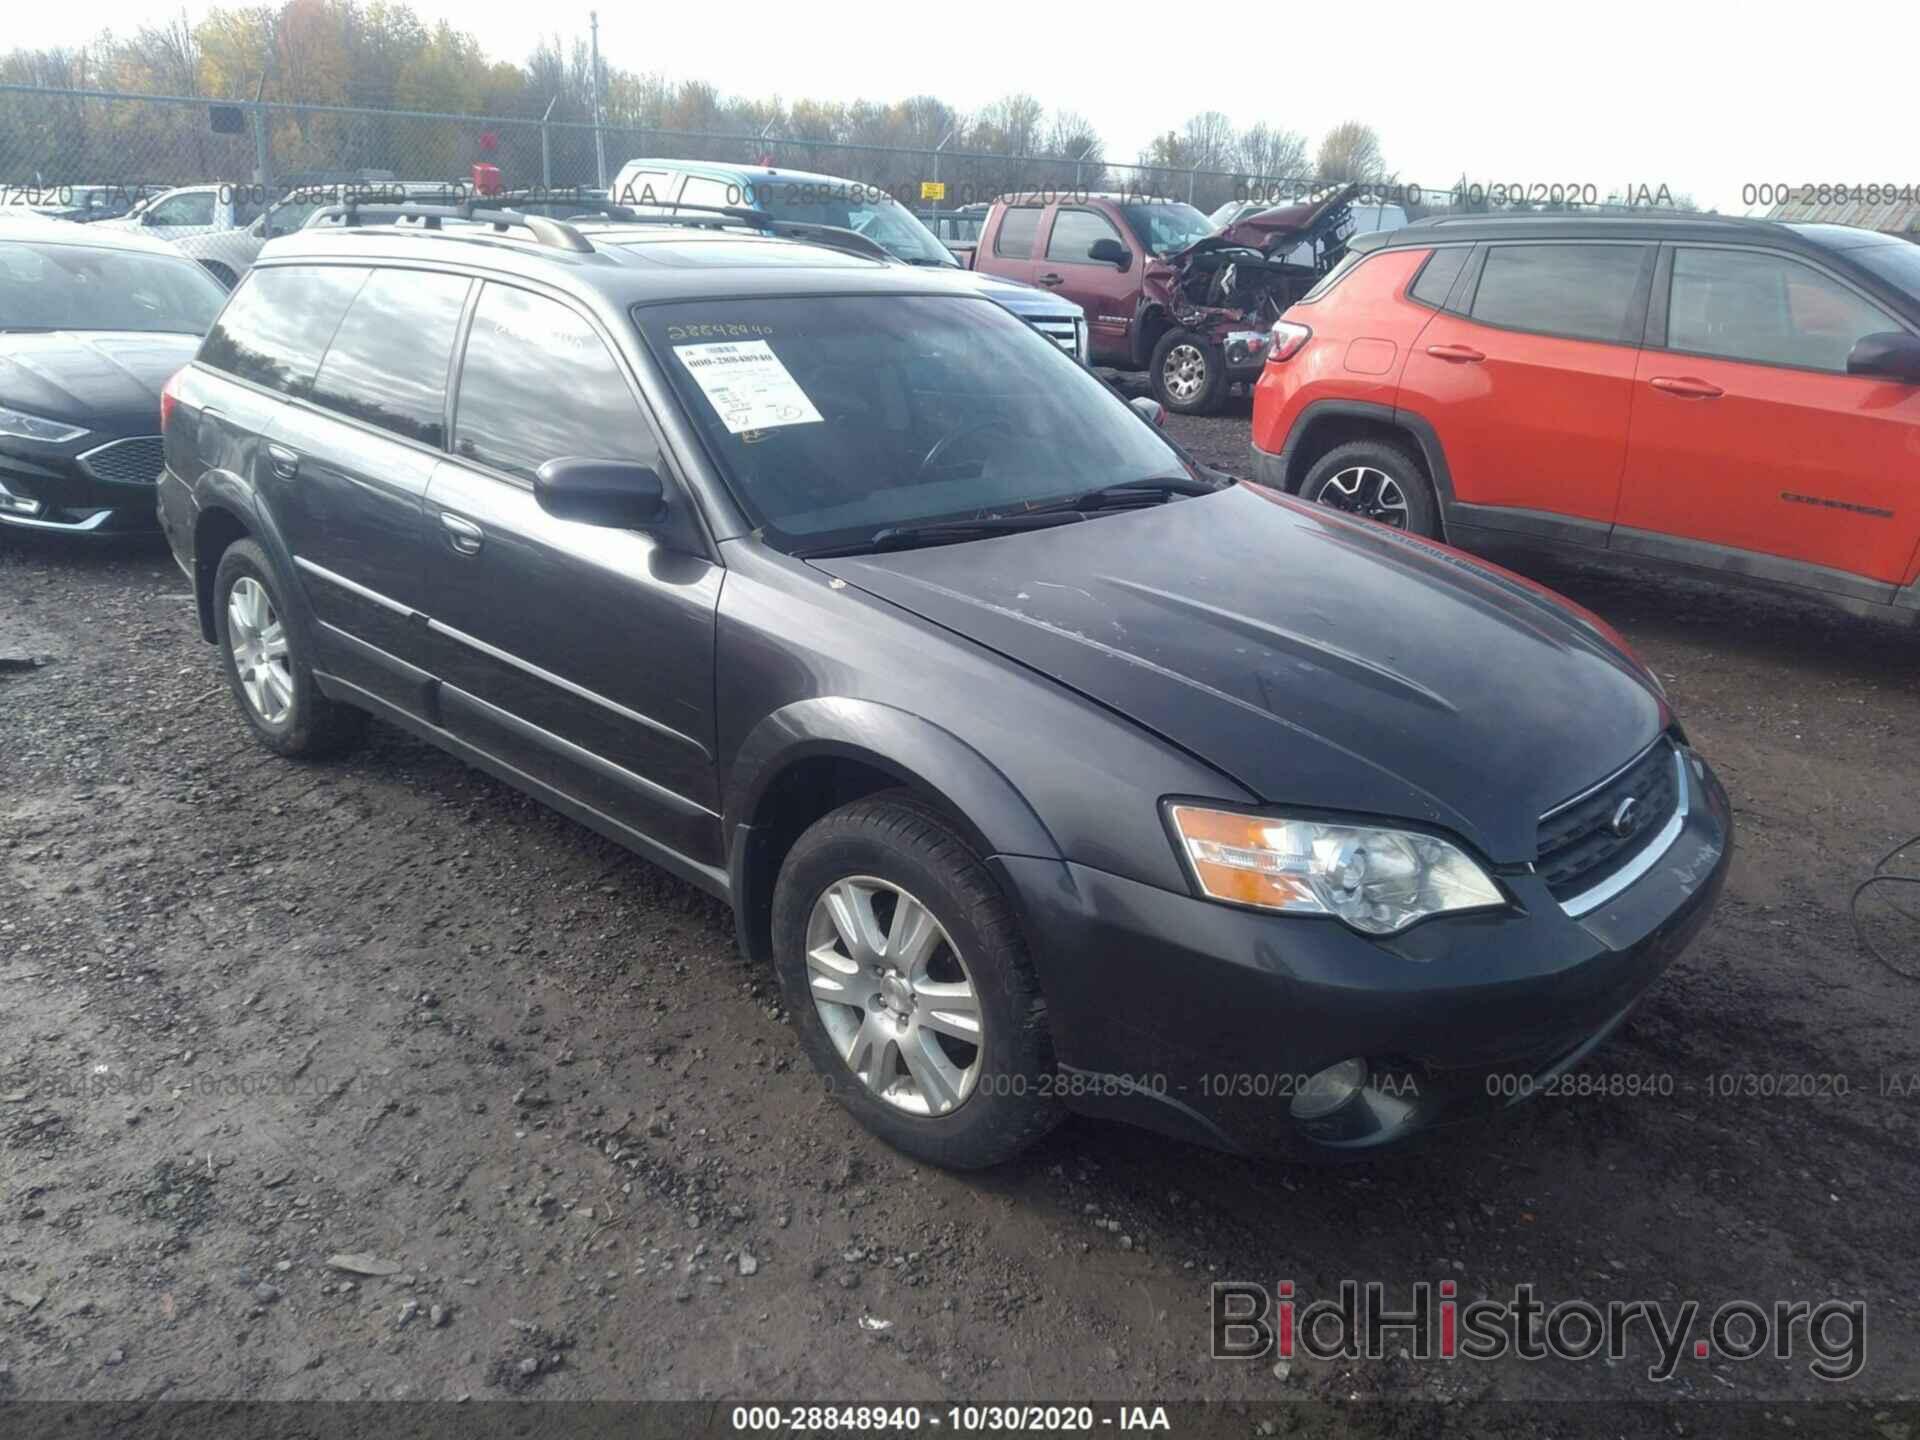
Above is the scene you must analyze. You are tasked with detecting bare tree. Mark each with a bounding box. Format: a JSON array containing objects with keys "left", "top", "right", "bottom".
[
  {"left": 1237, "top": 122, "right": 1308, "bottom": 186},
  {"left": 1315, "top": 121, "right": 1385, "bottom": 182}
]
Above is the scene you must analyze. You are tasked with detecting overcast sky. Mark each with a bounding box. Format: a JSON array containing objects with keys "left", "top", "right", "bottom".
[{"left": 16, "top": 0, "right": 1916, "bottom": 213}]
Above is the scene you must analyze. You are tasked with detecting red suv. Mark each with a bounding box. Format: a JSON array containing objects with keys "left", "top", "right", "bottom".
[{"left": 1249, "top": 216, "right": 1920, "bottom": 620}]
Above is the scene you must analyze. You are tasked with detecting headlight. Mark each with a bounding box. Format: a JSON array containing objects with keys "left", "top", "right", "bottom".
[
  {"left": 1167, "top": 805, "right": 1505, "bottom": 936},
  {"left": 0, "top": 405, "right": 88, "bottom": 444}
]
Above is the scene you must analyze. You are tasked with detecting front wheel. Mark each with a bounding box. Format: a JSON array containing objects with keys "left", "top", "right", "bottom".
[
  {"left": 771, "top": 793, "right": 1061, "bottom": 1169},
  {"left": 1298, "top": 439, "right": 1440, "bottom": 538},
  {"left": 1149, "top": 328, "right": 1227, "bottom": 415}
]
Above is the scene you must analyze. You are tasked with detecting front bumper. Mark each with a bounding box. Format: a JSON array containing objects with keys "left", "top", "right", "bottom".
[
  {"left": 994, "top": 748, "right": 1732, "bottom": 1158},
  {"left": 0, "top": 440, "right": 164, "bottom": 535}
]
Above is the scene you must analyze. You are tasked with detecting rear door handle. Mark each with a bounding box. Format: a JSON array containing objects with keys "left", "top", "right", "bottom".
[
  {"left": 1037, "top": 272, "right": 1065, "bottom": 287},
  {"left": 1425, "top": 344, "right": 1485, "bottom": 363},
  {"left": 1648, "top": 376, "right": 1724, "bottom": 399},
  {"left": 439, "top": 511, "right": 484, "bottom": 556},
  {"left": 265, "top": 443, "right": 299, "bottom": 480}
]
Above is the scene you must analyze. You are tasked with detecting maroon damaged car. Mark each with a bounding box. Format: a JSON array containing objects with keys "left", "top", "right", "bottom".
[{"left": 968, "top": 185, "right": 1363, "bottom": 413}]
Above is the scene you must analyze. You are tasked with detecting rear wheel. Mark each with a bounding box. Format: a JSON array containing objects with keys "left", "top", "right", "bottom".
[
  {"left": 771, "top": 793, "right": 1061, "bottom": 1169},
  {"left": 1150, "top": 328, "right": 1227, "bottom": 415},
  {"left": 212, "top": 539, "right": 365, "bottom": 758},
  {"left": 1299, "top": 438, "right": 1439, "bottom": 538}
]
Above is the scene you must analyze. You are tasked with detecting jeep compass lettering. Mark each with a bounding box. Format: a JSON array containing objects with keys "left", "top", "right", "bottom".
[{"left": 158, "top": 206, "right": 1731, "bottom": 1167}]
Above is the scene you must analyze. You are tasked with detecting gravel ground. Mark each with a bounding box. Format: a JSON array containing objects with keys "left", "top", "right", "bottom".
[{"left": 3, "top": 400, "right": 1919, "bottom": 1431}]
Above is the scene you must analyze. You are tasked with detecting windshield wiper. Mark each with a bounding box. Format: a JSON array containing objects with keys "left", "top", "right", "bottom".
[
  {"left": 1029, "top": 474, "right": 1225, "bottom": 513},
  {"left": 802, "top": 510, "right": 1086, "bottom": 558}
]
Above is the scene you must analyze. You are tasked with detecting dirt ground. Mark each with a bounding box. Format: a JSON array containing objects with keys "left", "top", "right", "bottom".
[{"left": 3, "top": 395, "right": 1919, "bottom": 1433}]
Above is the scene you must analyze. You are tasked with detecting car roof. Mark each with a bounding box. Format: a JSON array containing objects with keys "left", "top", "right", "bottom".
[
  {"left": 256, "top": 217, "right": 988, "bottom": 307},
  {"left": 615, "top": 159, "right": 880, "bottom": 192},
  {"left": 0, "top": 212, "right": 196, "bottom": 257},
  {"left": 1358, "top": 212, "right": 1891, "bottom": 260}
]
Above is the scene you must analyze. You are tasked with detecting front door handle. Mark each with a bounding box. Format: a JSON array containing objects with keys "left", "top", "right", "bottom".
[
  {"left": 265, "top": 443, "right": 299, "bottom": 480},
  {"left": 439, "top": 511, "right": 484, "bottom": 556},
  {"left": 1648, "top": 376, "right": 1724, "bottom": 399},
  {"left": 1425, "top": 344, "right": 1485, "bottom": 363},
  {"left": 1037, "top": 272, "right": 1065, "bottom": 287}
]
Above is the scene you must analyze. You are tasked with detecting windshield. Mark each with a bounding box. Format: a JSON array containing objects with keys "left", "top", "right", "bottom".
[
  {"left": 635, "top": 294, "right": 1193, "bottom": 554},
  {"left": 1847, "top": 239, "right": 1920, "bottom": 299},
  {"left": 752, "top": 181, "right": 959, "bottom": 267},
  {"left": 0, "top": 239, "right": 226, "bottom": 333},
  {"left": 1119, "top": 201, "right": 1217, "bottom": 256}
]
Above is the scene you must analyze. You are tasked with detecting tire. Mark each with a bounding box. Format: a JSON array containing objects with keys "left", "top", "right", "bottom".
[
  {"left": 1149, "top": 328, "right": 1228, "bottom": 415},
  {"left": 211, "top": 538, "right": 366, "bottom": 758},
  {"left": 1298, "top": 438, "right": 1440, "bottom": 538},
  {"left": 771, "top": 791, "right": 1062, "bottom": 1169}
]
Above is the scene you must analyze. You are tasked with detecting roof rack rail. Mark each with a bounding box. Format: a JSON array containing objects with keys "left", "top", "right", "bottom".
[
  {"left": 570, "top": 202, "right": 893, "bottom": 262},
  {"left": 309, "top": 199, "right": 594, "bottom": 253}
]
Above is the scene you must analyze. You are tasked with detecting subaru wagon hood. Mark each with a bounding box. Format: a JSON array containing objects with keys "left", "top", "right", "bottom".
[
  {"left": 813, "top": 484, "right": 1666, "bottom": 863},
  {"left": 0, "top": 330, "right": 198, "bottom": 433}
]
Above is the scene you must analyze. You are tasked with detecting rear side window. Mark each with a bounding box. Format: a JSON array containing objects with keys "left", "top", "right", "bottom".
[
  {"left": 310, "top": 269, "right": 472, "bottom": 446},
  {"left": 995, "top": 207, "right": 1042, "bottom": 259},
  {"left": 1470, "top": 244, "right": 1648, "bottom": 343},
  {"left": 452, "top": 284, "right": 649, "bottom": 482},
  {"left": 199, "top": 265, "right": 368, "bottom": 397},
  {"left": 1409, "top": 246, "right": 1471, "bottom": 308},
  {"left": 1666, "top": 247, "right": 1897, "bottom": 373}
]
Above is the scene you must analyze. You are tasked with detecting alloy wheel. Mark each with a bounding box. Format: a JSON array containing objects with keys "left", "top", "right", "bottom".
[
  {"left": 805, "top": 876, "right": 983, "bottom": 1116},
  {"left": 227, "top": 576, "right": 293, "bottom": 724},
  {"left": 1161, "top": 343, "right": 1208, "bottom": 403},
  {"left": 1317, "top": 465, "right": 1411, "bottom": 528}
]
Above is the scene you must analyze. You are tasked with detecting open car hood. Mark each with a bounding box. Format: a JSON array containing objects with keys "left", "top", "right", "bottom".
[{"left": 1177, "top": 184, "right": 1363, "bottom": 262}]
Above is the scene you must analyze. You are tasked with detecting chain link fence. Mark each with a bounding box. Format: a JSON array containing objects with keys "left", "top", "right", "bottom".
[{"left": 0, "top": 82, "right": 1447, "bottom": 225}]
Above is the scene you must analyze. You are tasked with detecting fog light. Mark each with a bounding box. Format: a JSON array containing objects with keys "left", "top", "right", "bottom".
[
  {"left": 0, "top": 485, "right": 43, "bottom": 517},
  {"left": 1290, "top": 1058, "right": 1368, "bottom": 1120}
]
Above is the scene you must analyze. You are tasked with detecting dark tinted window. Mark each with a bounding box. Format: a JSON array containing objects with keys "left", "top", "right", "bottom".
[
  {"left": 1470, "top": 244, "right": 1647, "bottom": 343},
  {"left": 995, "top": 207, "right": 1041, "bottom": 259},
  {"left": 1045, "top": 208, "right": 1123, "bottom": 261},
  {"left": 200, "top": 265, "right": 367, "bottom": 396},
  {"left": 311, "top": 269, "right": 470, "bottom": 446},
  {"left": 1409, "top": 246, "right": 1471, "bottom": 308},
  {"left": 453, "top": 284, "right": 647, "bottom": 482},
  {"left": 1667, "top": 247, "right": 1895, "bottom": 372}
]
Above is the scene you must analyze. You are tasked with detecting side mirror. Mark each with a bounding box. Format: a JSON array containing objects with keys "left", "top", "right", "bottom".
[
  {"left": 1847, "top": 332, "right": 1920, "bottom": 385},
  {"left": 534, "top": 457, "right": 666, "bottom": 529},
  {"left": 1129, "top": 395, "right": 1167, "bottom": 428},
  {"left": 1088, "top": 237, "right": 1131, "bottom": 270}
]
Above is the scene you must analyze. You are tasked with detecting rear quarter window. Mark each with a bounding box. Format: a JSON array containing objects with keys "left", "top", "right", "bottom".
[
  {"left": 198, "top": 265, "right": 368, "bottom": 397},
  {"left": 1408, "top": 246, "right": 1472, "bottom": 308}
]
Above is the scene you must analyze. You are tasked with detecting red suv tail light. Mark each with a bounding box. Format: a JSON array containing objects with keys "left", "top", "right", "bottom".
[
  {"left": 1266, "top": 321, "right": 1312, "bottom": 363},
  {"left": 160, "top": 367, "right": 185, "bottom": 433}
]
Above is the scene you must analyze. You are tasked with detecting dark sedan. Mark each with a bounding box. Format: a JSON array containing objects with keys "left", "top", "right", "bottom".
[
  {"left": 0, "top": 216, "right": 226, "bottom": 534},
  {"left": 158, "top": 217, "right": 1731, "bottom": 1167}
]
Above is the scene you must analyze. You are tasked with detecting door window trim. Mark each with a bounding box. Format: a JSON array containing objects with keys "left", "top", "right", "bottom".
[
  {"left": 1644, "top": 241, "right": 1911, "bottom": 375},
  {"left": 1454, "top": 240, "right": 1657, "bottom": 348}
]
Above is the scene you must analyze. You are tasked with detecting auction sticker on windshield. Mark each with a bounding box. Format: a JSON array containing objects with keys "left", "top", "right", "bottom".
[{"left": 673, "top": 340, "right": 823, "bottom": 434}]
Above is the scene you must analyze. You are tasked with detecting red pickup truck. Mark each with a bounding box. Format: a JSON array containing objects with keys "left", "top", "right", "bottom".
[{"left": 964, "top": 187, "right": 1360, "bottom": 413}]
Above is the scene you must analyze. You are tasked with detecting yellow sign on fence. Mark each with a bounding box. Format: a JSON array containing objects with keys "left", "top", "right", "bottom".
[{"left": 920, "top": 181, "right": 946, "bottom": 201}]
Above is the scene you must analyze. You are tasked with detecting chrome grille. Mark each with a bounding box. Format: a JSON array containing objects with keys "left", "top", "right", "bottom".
[
  {"left": 1029, "top": 317, "right": 1081, "bottom": 361},
  {"left": 1537, "top": 738, "right": 1681, "bottom": 902},
  {"left": 78, "top": 436, "right": 166, "bottom": 486}
]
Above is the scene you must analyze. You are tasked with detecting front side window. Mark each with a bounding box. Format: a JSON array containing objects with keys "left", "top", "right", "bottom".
[
  {"left": 200, "top": 266, "right": 368, "bottom": 394},
  {"left": 994, "top": 207, "right": 1042, "bottom": 259},
  {"left": 0, "top": 240, "right": 226, "bottom": 334},
  {"left": 1667, "top": 247, "right": 1897, "bottom": 373},
  {"left": 1469, "top": 243, "right": 1648, "bottom": 343},
  {"left": 148, "top": 191, "right": 217, "bottom": 228},
  {"left": 310, "top": 269, "right": 471, "bottom": 446},
  {"left": 453, "top": 284, "right": 648, "bottom": 482},
  {"left": 1045, "top": 208, "right": 1125, "bottom": 263},
  {"left": 753, "top": 183, "right": 956, "bottom": 267},
  {"left": 635, "top": 294, "right": 1194, "bottom": 555}
]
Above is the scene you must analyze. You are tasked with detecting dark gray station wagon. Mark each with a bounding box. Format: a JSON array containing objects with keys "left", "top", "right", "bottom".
[{"left": 158, "top": 206, "right": 1731, "bottom": 1168}]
